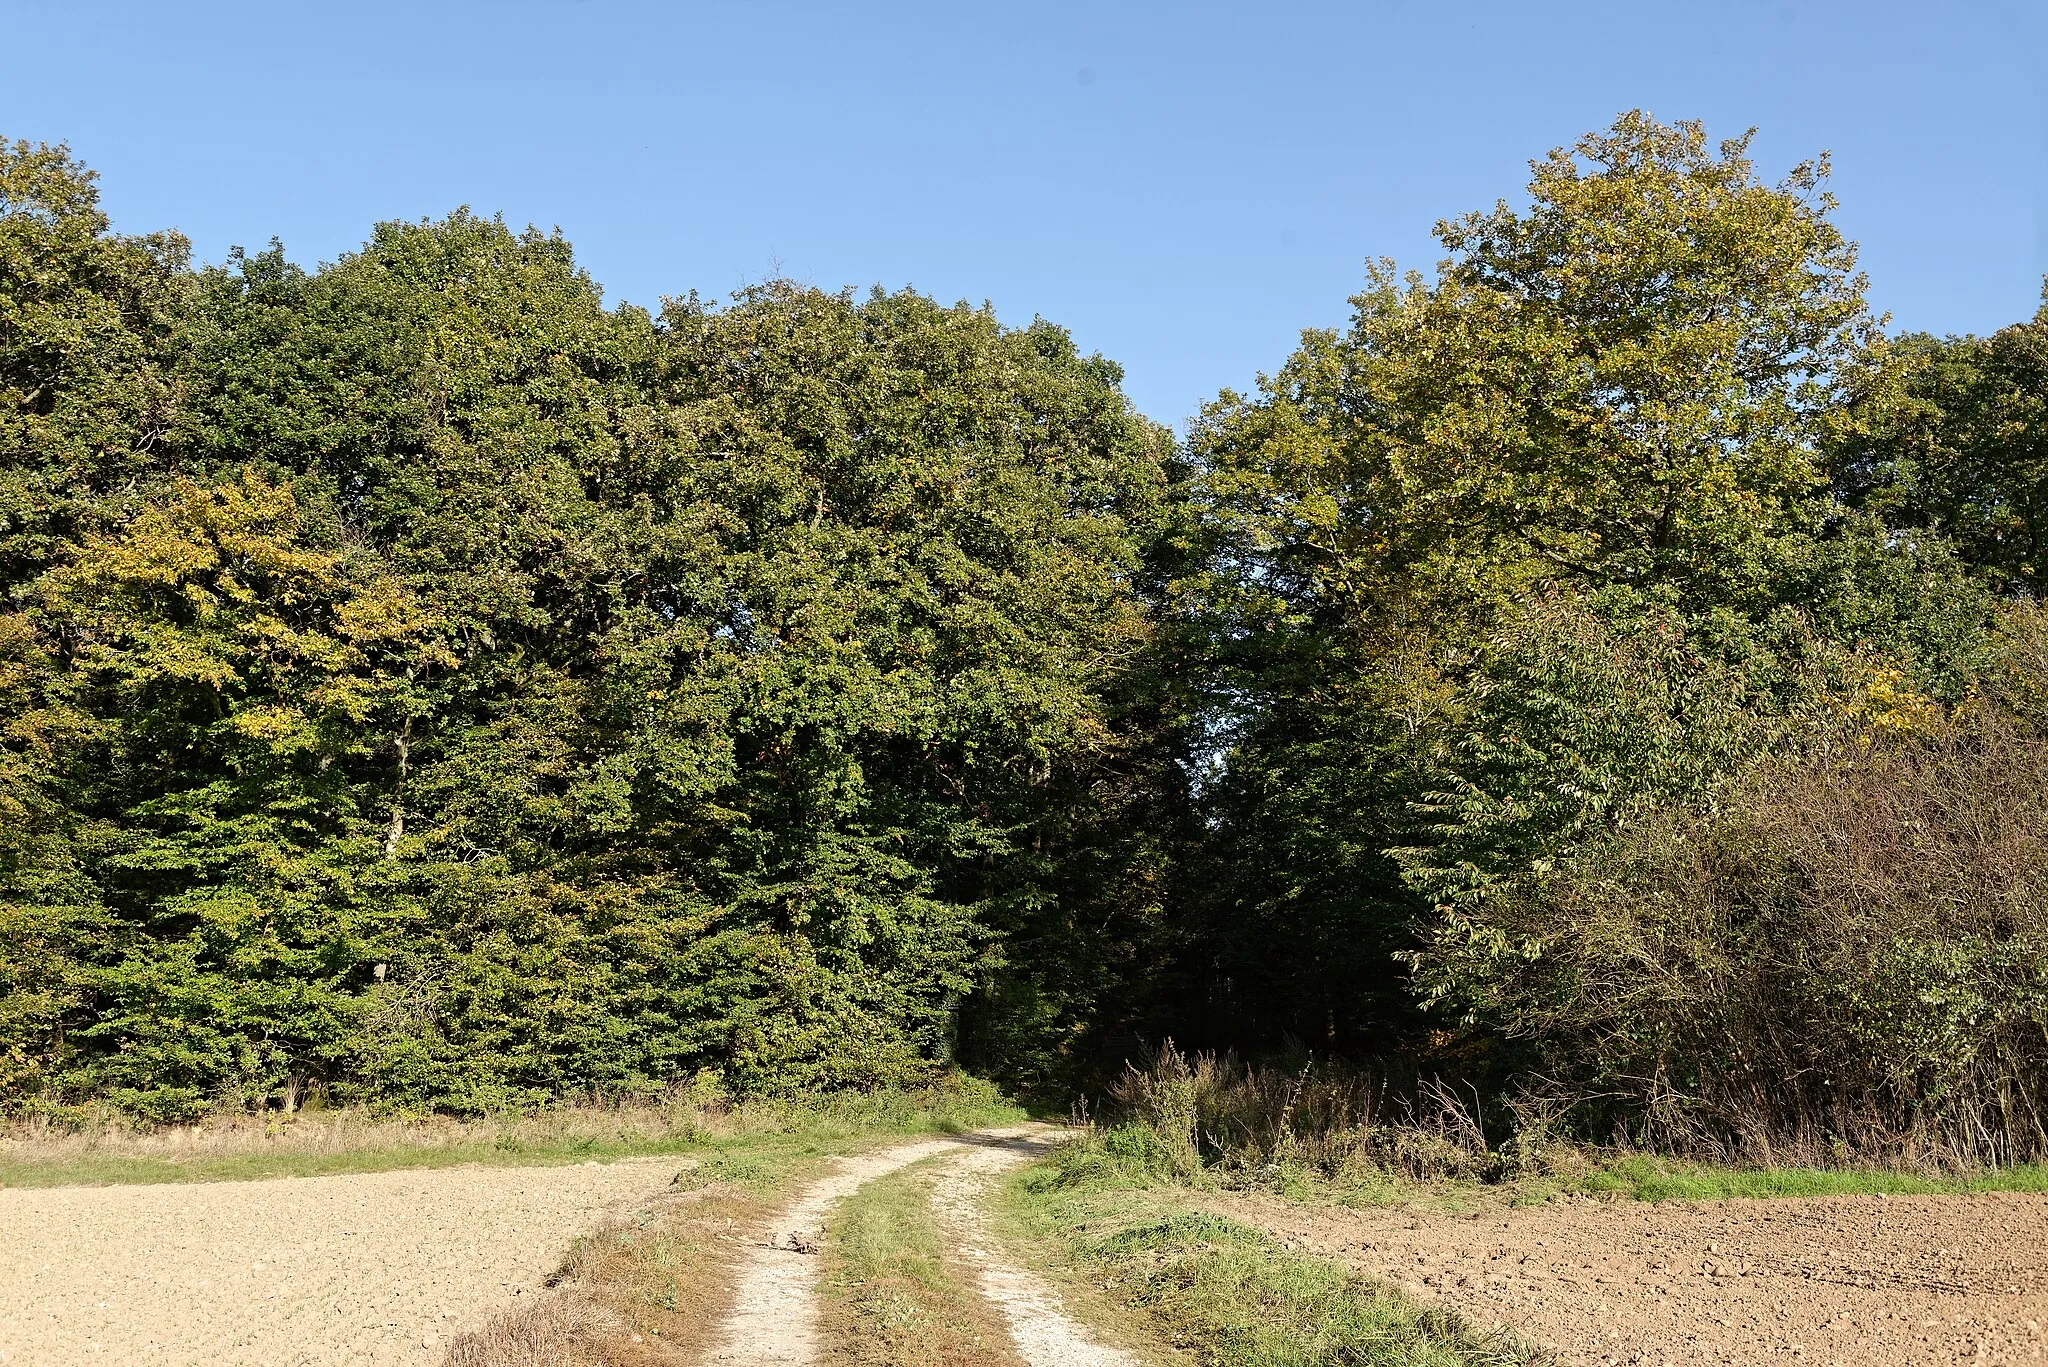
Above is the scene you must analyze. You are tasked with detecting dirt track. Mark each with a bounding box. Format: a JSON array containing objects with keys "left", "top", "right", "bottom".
[
  {"left": 925, "top": 1135, "right": 1135, "bottom": 1367},
  {"left": 0, "top": 1159, "right": 673, "bottom": 1367},
  {"left": 705, "top": 1127, "right": 1122, "bottom": 1367},
  {"left": 1216, "top": 1188, "right": 2048, "bottom": 1365}
]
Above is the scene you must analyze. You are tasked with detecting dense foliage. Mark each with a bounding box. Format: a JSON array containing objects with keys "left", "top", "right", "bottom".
[
  {"left": 1, "top": 142, "right": 1177, "bottom": 1116},
  {"left": 5, "top": 115, "right": 2047, "bottom": 1157},
  {"left": 1169, "top": 116, "right": 2038, "bottom": 1159}
]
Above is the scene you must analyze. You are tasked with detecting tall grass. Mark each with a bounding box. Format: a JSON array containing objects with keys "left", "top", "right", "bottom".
[
  {"left": 1106, "top": 1044, "right": 1527, "bottom": 1184},
  {"left": 1101, "top": 1043, "right": 2048, "bottom": 1189}
]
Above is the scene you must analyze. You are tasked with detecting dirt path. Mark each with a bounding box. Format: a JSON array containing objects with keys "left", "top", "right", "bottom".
[
  {"left": 925, "top": 1134, "right": 1137, "bottom": 1367},
  {"left": 1213, "top": 1188, "right": 2048, "bottom": 1366},
  {"left": 0, "top": 1158, "right": 674, "bottom": 1367},
  {"left": 705, "top": 1134, "right": 1003, "bottom": 1366},
  {"left": 708, "top": 1127, "right": 1126, "bottom": 1367}
]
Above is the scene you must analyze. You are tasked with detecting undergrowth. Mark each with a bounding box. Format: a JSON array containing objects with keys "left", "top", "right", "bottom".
[{"left": 1105, "top": 1043, "right": 2048, "bottom": 1205}]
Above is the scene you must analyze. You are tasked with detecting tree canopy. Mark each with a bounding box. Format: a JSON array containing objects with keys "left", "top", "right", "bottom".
[{"left": 6, "top": 117, "right": 2048, "bottom": 1158}]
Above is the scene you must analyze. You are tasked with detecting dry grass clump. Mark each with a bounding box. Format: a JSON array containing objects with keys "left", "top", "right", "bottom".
[
  {"left": 442, "top": 1182, "right": 770, "bottom": 1367},
  {"left": 4, "top": 1094, "right": 691, "bottom": 1161},
  {"left": 443, "top": 1292, "right": 629, "bottom": 1367},
  {"left": 1101, "top": 1044, "right": 2048, "bottom": 1196},
  {"left": 1108, "top": 1043, "right": 1540, "bottom": 1185}
]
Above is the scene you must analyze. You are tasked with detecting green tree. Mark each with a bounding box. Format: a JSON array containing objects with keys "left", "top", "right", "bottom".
[
  {"left": 6, "top": 182, "right": 1181, "bottom": 1113},
  {"left": 0, "top": 138, "right": 195, "bottom": 1110},
  {"left": 1179, "top": 113, "right": 1982, "bottom": 1057},
  {"left": 1835, "top": 292, "right": 2048, "bottom": 593}
]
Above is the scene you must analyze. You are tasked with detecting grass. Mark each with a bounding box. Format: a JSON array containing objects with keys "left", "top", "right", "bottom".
[
  {"left": 1185, "top": 1149, "right": 2048, "bottom": 1218},
  {"left": 820, "top": 1159, "right": 1025, "bottom": 1367},
  {"left": 1567, "top": 1153, "right": 2048, "bottom": 1203},
  {"left": 1198, "top": 1143, "right": 2048, "bottom": 1212},
  {"left": 447, "top": 1178, "right": 770, "bottom": 1367},
  {"left": 1071, "top": 1116, "right": 2048, "bottom": 1214},
  {"left": 0, "top": 1080, "right": 1025, "bottom": 1189},
  {"left": 1003, "top": 1134, "right": 1542, "bottom": 1367}
]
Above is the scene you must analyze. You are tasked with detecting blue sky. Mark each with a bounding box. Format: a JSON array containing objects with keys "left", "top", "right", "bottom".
[{"left": 5, "top": 1, "right": 2043, "bottom": 427}]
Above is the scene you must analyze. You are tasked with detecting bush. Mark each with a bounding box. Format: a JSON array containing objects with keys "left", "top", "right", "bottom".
[{"left": 1436, "top": 628, "right": 2048, "bottom": 1166}]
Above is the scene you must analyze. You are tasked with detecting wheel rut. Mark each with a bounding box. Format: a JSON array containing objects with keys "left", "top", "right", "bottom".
[
  {"left": 704, "top": 1126, "right": 1129, "bottom": 1367},
  {"left": 925, "top": 1134, "right": 1137, "bottom": 1367}
]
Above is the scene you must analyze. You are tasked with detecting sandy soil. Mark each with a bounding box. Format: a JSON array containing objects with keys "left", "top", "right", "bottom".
[
  {"left": 0, "top": 1158, "right": 674, "bottom": 1367},
  {"left": 925, "top": 1134, "right": 1135, "bottom": 1367},
  {"left": 1213, "top": 1188, "right": 2048, "bottom": 1366}
]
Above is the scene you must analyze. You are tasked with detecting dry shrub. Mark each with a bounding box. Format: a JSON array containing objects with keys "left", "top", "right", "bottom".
[
  {"left": 1108, "top": 1044, "right": 1529, "bottom": 1181},
  {"left": 1488, "top": 687, "right": 2048, "bottom": 1169},
  {"left": 443, "top": 1291, "right": 625, "bottom": 1367}
]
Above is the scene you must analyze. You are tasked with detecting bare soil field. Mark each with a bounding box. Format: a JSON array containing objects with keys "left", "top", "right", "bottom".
[
  {"left": 0, "top": 1158, "right": 674, "bottom": 1367},
  {"left": 1213, "top": 1187, "right": 2048, "bottom": 1366}
]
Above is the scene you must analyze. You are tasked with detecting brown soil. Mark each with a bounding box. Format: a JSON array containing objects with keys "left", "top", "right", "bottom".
[
  {"left": 0, "top": 1158, "right": 674, "bottom": 1367},
  {"left": 1210, "top": 1188, "right": 2048, "bottom": 1366}
]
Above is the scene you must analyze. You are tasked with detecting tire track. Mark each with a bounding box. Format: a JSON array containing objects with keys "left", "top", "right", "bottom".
[
  {"left": 705, "top": 1129, "right": 1039, "bottom": 1365},
  {"left": 706, "top": 1127, "right": 1131, "bottom": 1367},
  {"left": 925, "top": 1134, "right": 1137, "bottom": 1367}
]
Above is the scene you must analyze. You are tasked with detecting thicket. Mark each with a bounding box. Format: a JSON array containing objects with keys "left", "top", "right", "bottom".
[{"left": 5, "top": 114, "right": 2048, "bottom": 1157}]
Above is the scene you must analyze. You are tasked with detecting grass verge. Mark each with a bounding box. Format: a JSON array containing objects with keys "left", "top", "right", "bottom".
[
  {"left": 1004, "top": 1135, "right": 1542, "bottom": 1367},
  {"left": 1568, "top": 1153, "right": 2048, "bottom": 1203},
  {"left": 1077, "top": 1119, "right": 2048, "bottom": 1212},
  {"left": 447, "top": 1180, "right": 769, "bottom": 1367},
  {"left": 0, "top": 1079, "right": 1023, "bottom": 1188},
  {"left": 1213, "top": 1147, "right": 2048, "bottom": 1211},
  {"left": 820, "top": 1160, "right": 1024, "bottom": 1367}
]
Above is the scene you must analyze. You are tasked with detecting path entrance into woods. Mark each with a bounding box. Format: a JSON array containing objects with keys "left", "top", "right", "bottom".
[{"left": 705, "top": 1127, "right": 1133, "bottom": 1366}]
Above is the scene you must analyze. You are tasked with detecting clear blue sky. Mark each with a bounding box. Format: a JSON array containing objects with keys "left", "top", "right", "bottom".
[{"left": 5, "top": 1, "right": 2043, "bottom": 427}]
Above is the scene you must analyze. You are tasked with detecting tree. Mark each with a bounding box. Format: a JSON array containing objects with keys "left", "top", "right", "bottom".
[
  {"left": 1178, "top": 113, "right": 1978, "bottom": 1057},
  {"left": 4, "top": 180, "right": 1183, "bottom": 1112},
  {"left": 1834, "top": 292, "right": 2048, "bottom": 594}
]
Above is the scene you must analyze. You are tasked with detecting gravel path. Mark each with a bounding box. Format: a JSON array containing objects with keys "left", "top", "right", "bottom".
[
  {"left": 0, "top": 1159, "right": 673, "bottom": 1367},
  {"left": 926, "top": 1134, "right": 1136, "bottom": 1367},
  {"left": 1215, "top": 1187, "right": 2048, "bottom": 1366}
]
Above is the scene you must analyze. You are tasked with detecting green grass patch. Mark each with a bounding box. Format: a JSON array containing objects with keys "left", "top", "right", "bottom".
[
  {"left": 1575, "top": 1154, "right": 2048, "bottom": 1202},
  {"left": 823, "top": 1160, "right": 1022, "bottom": 1367},
  {"left": 1005, "top": 1137, "right": 1539, "bottom": 1367},
  {"left": 1191, "top": 1150, "right": 2048, "bottom": 1214}
]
